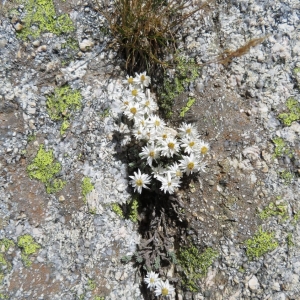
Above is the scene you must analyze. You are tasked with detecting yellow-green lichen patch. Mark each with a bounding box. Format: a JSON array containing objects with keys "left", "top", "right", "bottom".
[
  {"left": 17, "top": 0, "right": 74, "bottom": 40},
  {"left": 17, "top": 234, "right": 40, "bottom": 267},
  {"left": 272, "top": 137, "right": 293, "bottom": 158},
  {"left": 259, "top": 202, "right": 289, "bottom": 221},
  {"left": 81, "top": 177, "right": 94, "bottom": 203},
  {"left": 245, "top": 227, "right": 278, "bottom": 260},
  {"left": 177, "top": 246, "right": 218, "bottom": 292},
  {"left": 278, "top": 98, "right": 300, "bottom": 126},
  {"left": 111, "top": 203, "right": 124, "bottom": 218},
  {"left": 46, "top": 85, "right": 82, "bottom": 121},
  {"left": 27, "top": 144, "right": 66, "bottom": 194}
]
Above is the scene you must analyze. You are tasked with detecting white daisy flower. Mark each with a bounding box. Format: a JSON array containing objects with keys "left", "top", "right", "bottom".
[
  {"left": 156, "top": 127, "right": 177, "bottom": 141},
  {"left": 129, "top": 169, "right": 151, "bottom": 194},
  {"left": 180, "top": 136, "right": 200, "bottom": 154},
  {"left": 121, "top": 97, "right": 134, "bottom": 111},
  {"left": 179, "top": 154, "right": 200, "bottom": 175},
  {"left": 198, "top": 140, "right": 210, "bottom": 155},
  {"left": 122, "top": 75, "right": 135, "bottom": 87},
  {"left": 127, "top": 86, "right": 145, "bottom": 101},
  {"left": 133, "top": 115, "right": 147, "bottom": 128},
  {"left": 132, "top": 125, "right": 147, "bottom": 140},
  {"left": 135, "top": 71, "right": 151, "bottom": 88},
  {"left": 160, "top": 137, "right": 180, "bottom": 158},
  {"left": 178, "top": 122, "right": 198, "bottom": 138},
  {"left": 154, "top": 279, "right": 175, "bottom": 297},
  {"left": 151, "top": 164, "right": 166, "bottom": 179},
  {"left": 140, "top": 97, "right": 158, "bottom": 114},
  {"left": 144, "top": 271, "right": 159, "bottom": 289},
  {"left": 124, "top": 102, "right": 143, "bottom": 120},
  {"left": 146, "top": 114, "right": 166, "bottom": 132},
  {"left": 140, "top": 143, "right": 160, "bottom": 166},
  {"left": 168, "top": 162, "right": 183, "bottom": 178},
  {"left": 157, "top": 171, "right": 181, "bottom": 194}
]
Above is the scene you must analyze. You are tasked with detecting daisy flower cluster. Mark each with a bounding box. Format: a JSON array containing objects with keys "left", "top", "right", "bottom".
[
  {"left": 120, "top": 72, "right": 209, "bottom": 194},
  {"left": 144, "top": 271, "right": 175, "bottom": 297}
]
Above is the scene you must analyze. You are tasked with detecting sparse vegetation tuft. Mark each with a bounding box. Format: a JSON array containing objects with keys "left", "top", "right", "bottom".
[{"left": 98, "top": 0, "right": 208, "bottom": 74}]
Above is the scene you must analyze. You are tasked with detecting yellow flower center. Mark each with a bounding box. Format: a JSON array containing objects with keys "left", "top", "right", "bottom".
[
  {"left": 161, "top": 288, "right": 169, "bottom": 296},
  {"left": 130, "top": 107, "right": 137, "bottom": 115},
  {"left": 168, "top": 142, "right": 175, "bottom": 149},
  {"left": 168, "top": 182, "right": 172, "bottom": 186},
  {"left": 189, "top": 141, "right": 195, "bottom": 147},
  {"left": 201, "top": 146, "right": 208, "bottom": 154},
  {"left": 188, "top": 162, "right": 194, "bottom": 170},
  {"left": 149, "top": 151, "right": 155, "bottom": 157},
  {"left": 124, "top": 100, "right": 129, "bottom": 106},
  {"left": 136, "top": 179, "right": 143, "bottom": 186},
  {"left": 132, "top": 89, "right": 138, "bottom": 97},
  {"left": 162, "top": 133, "right": 167, "bottom": 139},
  {"left": 128, "top": 77, "right": 134, "bottom": 84},
  {"left": 145, "top": 100, "right": 150, "bottom": 107},
  {"left": 154, "top": 120, "right": 160, "bottom": 127},
  {"left": 150, "top": 278, "right": 155, "bottom": 283},
  {"left": 186, "top": 128, "right": 191, "bottom": 134},
  {"left": 141, "top": 75, "right": 146, "bottom": 81},
  {"left": 176, "top": 170, "right": 182, "bottom": 177}
]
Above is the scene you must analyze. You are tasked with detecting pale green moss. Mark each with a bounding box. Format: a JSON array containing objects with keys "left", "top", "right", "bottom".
[
  {"left": 47, "top": 85, "right": 82, "bottom": 121},
  {"left": 60, "top": 120, "right": 70, "bottom": 135},
  {"left": 279, "top": 170, "right": 294, "bottom": 185},
  {"left": 18, "top": 234, "right": 40, "bottom": 267},
  {"left": 0, "top": 238, "right": 15, "bottom": 252},
  {"left": 245, "top": 227, "right": 278, "bottom": 260},
  {"left": 128, "top": 196, "right": 139, "bottom": 223},
  {"left": 111, "top": 203, "right": 124, "bottom": 218},
  {"left": 87, "top": 279, "right": 96, "bottom": 290},
  {"left": 159, "top": 54, "right": 199, "bottom": 118},
  {"left": 94, "top": 297, "right": 105, "bottom": 300},
  {"left": 81, "top": 177, "right": 94, "bottom": 203},
  {"left": 278, "top": 98, "right": 300, "bottom": 126},
  {"left": 287, "top": 233, "right": 294, "bottom": 247},
  {"left": 17, "top": 0, "right": 74, "bottom": 40},
  {"left": 27, "top": 145, "right": 66, "bottom": 193},
  {"left": 259, "top": 202, "right": 289, "bottom": 221},
  {"left": 272, "top": 137, "right": 293, "bottom": 158},
  {"left": 180, "top": 97, "right": 196, "bottom": 118},
  {"left": 0, "top": 293, "right": 8, "bottom": 299},
  {"left": 177, "top": 246, "right": 218, "bottom": 292}
]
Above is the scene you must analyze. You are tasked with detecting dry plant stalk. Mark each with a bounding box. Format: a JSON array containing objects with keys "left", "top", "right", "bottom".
[
  {"left": 200, "top": 35, "right": 270, "bottom": 66},
  {"left": 98, "top": 0, "right": 210, "bottom": 74}
]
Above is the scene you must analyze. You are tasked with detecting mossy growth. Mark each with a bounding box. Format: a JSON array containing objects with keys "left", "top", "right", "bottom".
[
  {"left": 87, "top": 279, "right": 96, "bottom": 290},
  {"left": 17, "top": 0, "right": 74, "bottom": 40},
  {"left": 27, "top": 144, "right": 66, "bottom": 194},
  {"left": 60, "top": 120, "right": 70, "bottom": 135},
  {"left": 180, "top": 97, "right": 195, "bottom": 118},
  {"left": 94, "top": 297, "right": 105, "bottom": 300},
  {"left": 259, "top": 202, "right": 289, "bottom": 221},
  {"left": 81, "top": 177, "right": 94, "bottom": 203},
  {"left": 27, "top": 145, "right": 66, "bottom": 193},
  {"left": 0, "top": 238, "right": 15, "bottom": 252},
  {"left": 272, "top": 137, "right": 293, "bottom": 158},
  {"left": 17, "top": 234, "right": 40, "bottom": 267},
  {"left": 279, "top": 170, "right": 294, "bottom": 185},
  {"left": 0, "top": 293, "right": 8, "bottom": 299},
  {"left": 158, "top": 54, "right": 200, "bottom": 118},
  {"left": 245, "top": 226, "right": 278, "bottom": 260},
  {"left": 46, "top": 85, "right": 82, "bottom": 122},
  {"left": 111, "top": 203, "right": 124, "bottom": 218},
  {"left": 293, "top": 210, "right": 300, "bottom": 225},
  {"left": 128, "top": 195, "right": 139, "bottom": 223},
  {"left": 287, "top": 233, "right": 294, "bottom": 247},
  {"left": 278, "top": 98, "right": 300, "bottom": 126},
  {"left": 177, "top": 246, "right": 218, "bottom": 292}
]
